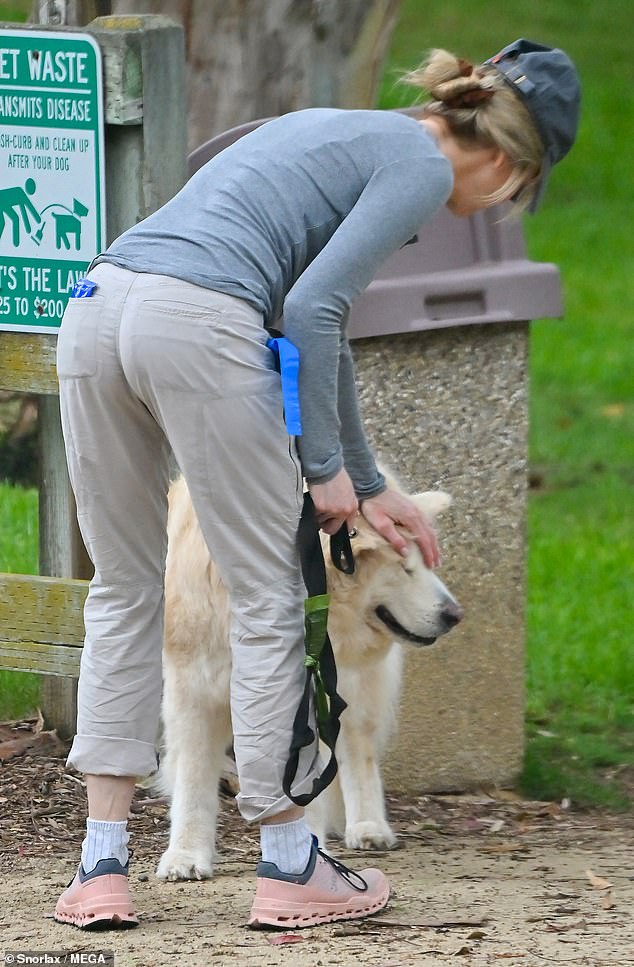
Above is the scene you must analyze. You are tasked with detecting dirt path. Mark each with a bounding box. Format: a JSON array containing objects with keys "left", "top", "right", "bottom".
[
  {"left": 2, "top": 818, "right": 632, "bottom": 967},
  {"left": 1, "top": 744, "right": 633, "bottom": 967}
]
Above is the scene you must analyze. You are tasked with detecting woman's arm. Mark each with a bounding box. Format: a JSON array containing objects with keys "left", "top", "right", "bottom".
[
  {"left": 281, "top": 155, "right": 452, "bottom": 487},
  {"left": 336, "top": 332, "right": 385, "bottom": 499}
]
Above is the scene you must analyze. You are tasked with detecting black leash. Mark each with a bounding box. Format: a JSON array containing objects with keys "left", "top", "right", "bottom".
[{"left": 282, "top": 492, "right": 354, "bottom": 806}]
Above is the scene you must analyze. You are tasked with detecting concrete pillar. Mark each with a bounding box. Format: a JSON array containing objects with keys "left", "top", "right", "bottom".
[{"left": 353, "top": 321, "right": 528, "bottom": 792}]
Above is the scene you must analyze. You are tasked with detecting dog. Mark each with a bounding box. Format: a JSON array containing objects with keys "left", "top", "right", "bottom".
[{"left": 156, "top": 474, "right": 463, "bottom": 881}]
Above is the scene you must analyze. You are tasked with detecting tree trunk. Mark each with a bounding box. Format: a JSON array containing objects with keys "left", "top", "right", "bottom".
[
  {"left": 31, "top": 1, "right": 111, "bottom": 25},
  {"left": 110, "top": 0, "right": 402, "bottom": 150}
]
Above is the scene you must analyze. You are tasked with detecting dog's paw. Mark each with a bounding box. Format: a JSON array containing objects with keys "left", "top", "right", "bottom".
[
  {"left": 345, "top": 821, "right": 397, "bottom": 851},
  {"left": 156, "top": 847, "right": 215, "bottom": 881}
]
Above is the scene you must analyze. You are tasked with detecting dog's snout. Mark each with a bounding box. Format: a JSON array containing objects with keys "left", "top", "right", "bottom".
[{"left": 441, "top": 600, "right": 464, "bottom": 629}]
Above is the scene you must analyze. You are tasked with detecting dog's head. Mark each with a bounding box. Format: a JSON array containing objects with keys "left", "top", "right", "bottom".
[{"left": 325, "top": 489, "right": 463, "bottom": 654}]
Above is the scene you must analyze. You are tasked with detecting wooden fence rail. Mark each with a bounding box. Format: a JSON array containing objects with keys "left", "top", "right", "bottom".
[{"left": 0, "top": 573, "right": 86, "bottom": 677}]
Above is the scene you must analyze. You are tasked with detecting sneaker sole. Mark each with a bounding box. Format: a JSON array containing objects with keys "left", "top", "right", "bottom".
[
  {"left": 54, "top": 899, "right": 138, "bottom": 931},
  {"left": 54, "top": 911, "right": 138, "bottom": 931},
  {"left": 248, "top": 883, "right": 390, "bottom": 929}
]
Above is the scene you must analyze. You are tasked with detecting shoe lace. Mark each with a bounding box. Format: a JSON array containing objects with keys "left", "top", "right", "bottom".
[{"left": 316, "top": 845, "right": 369, "bottom": 892}]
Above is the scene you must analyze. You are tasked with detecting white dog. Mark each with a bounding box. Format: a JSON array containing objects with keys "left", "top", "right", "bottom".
[{"left": 156, "top": 475, "right": 462, "bottom": 881}]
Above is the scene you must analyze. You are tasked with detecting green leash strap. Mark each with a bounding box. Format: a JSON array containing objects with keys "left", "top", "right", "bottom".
[
  {"left": 282, "top": 493, "right": 353, "bottom": 806},
  {"left": 304, "top": 593, "right": 331, "bottom": 736}
]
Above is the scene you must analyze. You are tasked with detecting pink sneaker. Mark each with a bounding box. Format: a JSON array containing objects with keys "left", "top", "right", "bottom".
[
  {"left": 54, "top": 858, "right": 138, "bottom": 931},
  {"left": 248, "top": 838, "right": 390, "bottom": 929}
]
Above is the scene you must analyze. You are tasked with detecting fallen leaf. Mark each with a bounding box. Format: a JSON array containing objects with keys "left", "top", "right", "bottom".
[
  {"left": 465, "top": 818, "right": 485, "bottom": 830},
  {"left": 542, "top": 802, "right": 563, "bottom": 817},
  {"left": 332, "top": 924, "right": 361, "bottom": 936},
  {"left": 0, "top": 735, "right": 39, "bottom": 760},
  {"left": 586, "top": 869, "right": 612, "bottom": 890},
  {"left": 481, "top": 787, "right": 523, "bottom": 802},
  {"left": 479, "top": 842, "right": 529, "bottom": 854},
  {"left": 467, "top": 930, "right": 487, "bottom": 939},
  {"left": 545, "top": 919, "right": 587, "bottom": 934},
  {"left": 453, "top": 946, "right": 472, "bottom": 956},
  {"left": 0, "top": 730, "right": 65, "bottom": 761},
  {"left": 601, "top": 403, "right": 624, "bottom": 418},
  {"left": 266, "top": 933, "right": 305, "bottom": 945}
]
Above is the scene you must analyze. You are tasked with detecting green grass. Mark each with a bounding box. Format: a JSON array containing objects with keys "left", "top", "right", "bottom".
[
  {"left": 0, "top": 0, "right": 30, "bottom": 22},
  {"left": 0, "top": 484, "right": 41, "bottom": 719},
  {"left": 1, "top": 0, "right": 632, "bottom": 808},
  {"left": 379, "top": 0, "right": 634, "bottom": 808},
  {"left": 0, "top": 483, "right": 38, "bottom": 573}
]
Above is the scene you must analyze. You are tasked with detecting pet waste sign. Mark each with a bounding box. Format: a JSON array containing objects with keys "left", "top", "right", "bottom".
[{"left": 0, "top": 29, "right": 105, "bottom": 333}]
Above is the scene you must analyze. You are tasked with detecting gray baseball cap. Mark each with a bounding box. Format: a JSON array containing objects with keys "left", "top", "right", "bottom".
[{"left": 486, "top": 38, "right": 581, "bottom": 211}]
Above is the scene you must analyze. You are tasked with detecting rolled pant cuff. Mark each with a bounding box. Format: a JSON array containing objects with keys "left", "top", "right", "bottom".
[
  {"left": 237, "top": 793, "right": 300, "bottom": 824},
  {"left": 237, "top": 764, "right": 325, "bottom": 823},
  {"left": 67, "top": 735, "right": 159, "bottom": 778}
]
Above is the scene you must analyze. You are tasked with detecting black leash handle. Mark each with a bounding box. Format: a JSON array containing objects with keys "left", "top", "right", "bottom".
[
  {"left": 282, "top": 493, "right": 353, "bottom": 806},
  {"left": 330, "top": 520, "right": 355, "bottom": 575}
]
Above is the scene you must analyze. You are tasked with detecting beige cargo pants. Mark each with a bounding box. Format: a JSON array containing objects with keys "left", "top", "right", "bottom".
[{"left": 57, "top": 261, "right": 320, "bottom": 822}]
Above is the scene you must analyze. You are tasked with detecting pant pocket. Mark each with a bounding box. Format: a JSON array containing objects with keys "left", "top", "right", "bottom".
[{"left": 56, "top": 299, "right": 104, "bottom": 378}]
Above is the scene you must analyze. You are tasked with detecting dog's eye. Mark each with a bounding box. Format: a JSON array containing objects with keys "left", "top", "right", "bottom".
[{"left": 401, "top": 562, "right": 415, "bottom": 577}]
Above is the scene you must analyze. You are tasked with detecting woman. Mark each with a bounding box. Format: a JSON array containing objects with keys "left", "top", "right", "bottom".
[{"left": 53, "top": 39, "right": 580, "bottom": 930}]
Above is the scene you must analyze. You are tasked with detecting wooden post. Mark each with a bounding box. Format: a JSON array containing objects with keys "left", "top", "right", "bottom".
[
  {"left": 28, "top": 14, "right": 187, "bottom": 737},
  {"left": 31, "top": 1, "right": 99, "bottom": 739},
  {"left": 88, "top": 16, "right": 188, "bottom": 240},
  {"left": 38, "top": 396, "right": 92, "bottom": 738}
]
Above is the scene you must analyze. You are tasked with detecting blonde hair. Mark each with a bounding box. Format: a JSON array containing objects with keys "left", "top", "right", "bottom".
[{"left": 404, "top": 49, "right": 544, "bottom": 211}]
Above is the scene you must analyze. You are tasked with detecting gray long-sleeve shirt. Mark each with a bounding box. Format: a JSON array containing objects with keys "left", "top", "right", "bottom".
[{"left": 97, "top": 108, "right": 453, "bottom": 496}]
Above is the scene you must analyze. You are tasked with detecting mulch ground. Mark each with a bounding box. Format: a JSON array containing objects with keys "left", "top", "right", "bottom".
[{"left": 1, "top": 713, "right": 627, "bottom": 875}]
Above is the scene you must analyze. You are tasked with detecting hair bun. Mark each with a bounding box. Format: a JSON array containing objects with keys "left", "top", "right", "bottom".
[
  {"left": 422, "top": 50, "right": 497, "bottom": 109},
  {"left": 401, "top": 46, "right": 545, "bottom": 211}
]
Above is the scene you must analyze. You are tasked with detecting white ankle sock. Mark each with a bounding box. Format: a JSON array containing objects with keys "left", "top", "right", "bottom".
[
  {"left": 260, "top": 817, "right": 313, "bottom": 874},
  {"left": 81, "top": 819, "right": 130, "bottom": 874}
]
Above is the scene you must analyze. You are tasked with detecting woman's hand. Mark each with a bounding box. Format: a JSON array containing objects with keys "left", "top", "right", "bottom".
[
  {"left": 309, "top": 468, "right": 359, "bottom": 535},
  {"left": 360, "top": 488, "right": 441, "bottom": 568}
]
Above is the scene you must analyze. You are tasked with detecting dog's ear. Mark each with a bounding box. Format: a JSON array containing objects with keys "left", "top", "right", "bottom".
[{"left": 410, "top": 490, "right": 452, "bottom": 524}]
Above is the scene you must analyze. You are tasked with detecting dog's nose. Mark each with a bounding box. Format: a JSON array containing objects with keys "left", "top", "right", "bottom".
[{"left": 441, "top": 600, "right": 464, "bottom": 629}]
